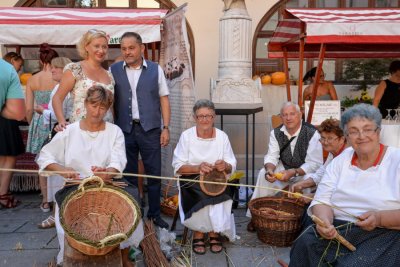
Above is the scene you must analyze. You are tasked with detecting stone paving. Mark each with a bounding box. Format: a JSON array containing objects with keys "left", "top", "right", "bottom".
[{"left": 0, "top": 192, "right": 290, "bottom": 267}]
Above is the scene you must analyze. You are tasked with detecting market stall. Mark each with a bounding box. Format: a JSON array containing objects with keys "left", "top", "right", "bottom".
[
  {"left": 0, "top": 7, "right": 167, "bottom": 191},
  {"left": 268, "top": 8, "right": 400, "bottom": 122}
]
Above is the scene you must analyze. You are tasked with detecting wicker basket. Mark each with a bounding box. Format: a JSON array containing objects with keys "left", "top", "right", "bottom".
[
  {"left": 160, "top": 180, "right": 178, "bottom": 217},
  {"left": 249, "top": 197, "right": 305, "bottom": 247},
  {"left": 60, "top": 176, "right": 141, "bottom": 256}
]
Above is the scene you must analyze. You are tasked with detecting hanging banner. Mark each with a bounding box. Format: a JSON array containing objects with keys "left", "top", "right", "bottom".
[{"left": 160, "top": 3, "right": 196, "bottom": 178}]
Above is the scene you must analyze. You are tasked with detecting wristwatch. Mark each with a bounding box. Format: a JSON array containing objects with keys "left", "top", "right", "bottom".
[{"left": 163, "top": 126, "right": 169, "bottom": 130}]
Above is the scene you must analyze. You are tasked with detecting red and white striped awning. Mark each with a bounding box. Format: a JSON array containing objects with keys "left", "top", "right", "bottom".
[
  {"left": 268, "top": 8, "right": 400, "bottom": 58},
  {"left": 0, "top": 7, "right": 168, "bottom": 45}
]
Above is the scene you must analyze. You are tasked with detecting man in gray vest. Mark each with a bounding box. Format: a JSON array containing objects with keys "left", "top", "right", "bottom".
[
  {"left": 246, "top": 102, "right": 323, "bottom": 231},
  {"left": 111, "top": 32, "right": 171, "bottom": 229}
]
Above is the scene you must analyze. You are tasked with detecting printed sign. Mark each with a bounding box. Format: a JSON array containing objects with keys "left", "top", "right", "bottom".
[{"left": 304, "top": 100, "right": 341, "bottom": 125}]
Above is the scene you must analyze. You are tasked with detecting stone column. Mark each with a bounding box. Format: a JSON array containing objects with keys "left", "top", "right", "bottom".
[{"left": 212, "top": 0, "right": 261, "bottom": 103}]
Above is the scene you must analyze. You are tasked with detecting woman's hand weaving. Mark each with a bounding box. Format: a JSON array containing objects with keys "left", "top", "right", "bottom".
[
  {"left": 91, "top": 166, "right": 112, "bottom": 182},
  {"left": 61, "top": 167, "right": 80, "bottom": 180},
  {"left": 199, "top": 162, "right": 213, "bottom": 175},
  {"left": 316, "top": 218, "right": 337, "bottom": 240},
  {"left": 356, "top": 211, "right": 381, "bottom": 231},
  {"left": 214, "top": 160, "right": 227, "bottom": 172}
]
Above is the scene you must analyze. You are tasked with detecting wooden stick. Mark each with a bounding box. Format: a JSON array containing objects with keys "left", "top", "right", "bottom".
[{"left": 311, "top": 215, "right": 356, "bottom": 252}]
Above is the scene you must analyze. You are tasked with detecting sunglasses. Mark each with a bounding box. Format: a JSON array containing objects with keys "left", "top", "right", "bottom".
[{"left": 88, "top": 29, "right": 107, "bottom": 35}]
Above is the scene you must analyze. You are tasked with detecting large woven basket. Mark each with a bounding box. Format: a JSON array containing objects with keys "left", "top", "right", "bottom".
[
  {"left": 249, "top": 197, "right": 305, "bottom": 247},
  {"left": 60, "top": 176, "right": 141, "bottom": 255}
]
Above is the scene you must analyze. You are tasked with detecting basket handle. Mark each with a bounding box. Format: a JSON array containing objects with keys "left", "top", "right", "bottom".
[
  {"left": 98, "top": 233, "right": 127, "bottom": 248},
  {"left": 78, "top": 176, "right": 104, "bottom": 193}
]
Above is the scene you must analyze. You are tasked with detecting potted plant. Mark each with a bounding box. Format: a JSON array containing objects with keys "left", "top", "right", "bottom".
[{"left": 341, "top": 59, "right": 392, "bottom": 108}]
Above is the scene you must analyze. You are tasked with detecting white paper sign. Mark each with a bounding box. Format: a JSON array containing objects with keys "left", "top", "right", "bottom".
[{"left": 304, "top": 100, "right": 341, "bottom": 125}]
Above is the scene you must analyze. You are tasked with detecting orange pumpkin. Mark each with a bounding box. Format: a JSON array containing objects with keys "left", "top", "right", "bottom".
[
  {"left": 271, "top": 72, "right": 286, "bottom": 85},
  {"left": 261, "top": 74, "right": 272, "bottom": 85},
  {"left": 19, "top": 73, "right": 32, "bottom": 86},
  {"left": 252, "top": 75, "right": 260, "bottom": 80}
]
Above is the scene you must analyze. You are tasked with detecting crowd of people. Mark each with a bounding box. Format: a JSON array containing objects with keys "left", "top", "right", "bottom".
[{"left": 1, "top": 28, "right": 400, "bottom": 267}]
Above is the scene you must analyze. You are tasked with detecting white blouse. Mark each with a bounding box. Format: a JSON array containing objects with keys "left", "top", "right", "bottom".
[
  {"left": 37, "top": 121, "right": 127, "bottom": 178},
  {"left": 172, "top": 126, "right": 237, "bottom": 174},
  {"left": 309, "top": 146, "right": 400, "bottom": 222}
]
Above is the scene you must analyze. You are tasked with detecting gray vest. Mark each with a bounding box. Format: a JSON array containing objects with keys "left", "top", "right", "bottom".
[
  {"left": 274, "top": 122, "right": 316, "bottom": 170},
  {"left": 110, "top": 60, "right": 161, "bottom": 133}
]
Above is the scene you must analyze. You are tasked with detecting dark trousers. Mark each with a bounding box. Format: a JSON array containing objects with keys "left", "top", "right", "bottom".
[{"left": 124, "top": 123, "right": 161, "bottom": 218}]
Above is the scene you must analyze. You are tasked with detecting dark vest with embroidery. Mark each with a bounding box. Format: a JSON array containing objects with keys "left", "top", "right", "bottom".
[
  {"left": 274, "top": 122, "right": 316, "bottom": 170},
  {"left": 110, "top": 60, "right": 161, "bottom": 133}
]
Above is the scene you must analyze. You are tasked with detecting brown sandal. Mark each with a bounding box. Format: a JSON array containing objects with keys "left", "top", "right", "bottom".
[{"left": 0, "top": 194, "right": 20, "bottom": 209}]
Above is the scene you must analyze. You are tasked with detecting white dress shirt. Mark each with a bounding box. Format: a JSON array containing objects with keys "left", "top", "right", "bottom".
[
  {"left": 246, "top": 123, "right": 323, "bottom": 217},
  {"left": 264, "top": 123, "right": 323, "bottom": 174},
  {"left": 123, "top": 59, "right": 169, "bottom": 120}
]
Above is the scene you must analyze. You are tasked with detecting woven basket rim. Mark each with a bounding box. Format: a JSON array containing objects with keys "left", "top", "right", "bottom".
[
  {"left": 248, "top": 196, "right": 305, "bottom": 220},
  {"left": 60, "top": 184, "right": 141, "bottom": 248}
]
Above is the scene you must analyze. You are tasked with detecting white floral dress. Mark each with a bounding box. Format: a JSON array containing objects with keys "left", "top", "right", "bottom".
[{"left": 64, "top": 62, "right": 114, "bottom": 123}]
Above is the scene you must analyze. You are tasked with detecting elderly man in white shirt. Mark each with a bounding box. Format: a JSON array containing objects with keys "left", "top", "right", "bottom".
[{"left": 247, "top": 102, "right": 323, "bottom": 230}]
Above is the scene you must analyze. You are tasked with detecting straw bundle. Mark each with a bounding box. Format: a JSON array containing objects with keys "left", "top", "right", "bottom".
[{"left": 140, "top": 220, "right": 170, "bottom": 267}]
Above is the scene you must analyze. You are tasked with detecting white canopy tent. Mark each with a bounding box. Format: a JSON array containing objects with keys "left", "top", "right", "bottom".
[{"left": 0, "top": 7, "right": 168, "bottom": 45}]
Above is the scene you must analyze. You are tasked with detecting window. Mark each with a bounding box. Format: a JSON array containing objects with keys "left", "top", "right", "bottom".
[
  {"left": 316, "top": 0, "right": 338, "bottom": 7},
  {"left": 43, "top": 0, "right": 67, "bottom": 6},
  {"left": 346, "top": 0, "right": 369, "bottom": 7}
]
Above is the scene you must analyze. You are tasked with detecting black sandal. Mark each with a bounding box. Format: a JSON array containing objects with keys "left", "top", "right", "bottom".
[
  {"left": 209, "top": 236, "right": 223, "bottom": 254},
  {"left": 192, "top": 238, "right": 206, "bottom": 255}
]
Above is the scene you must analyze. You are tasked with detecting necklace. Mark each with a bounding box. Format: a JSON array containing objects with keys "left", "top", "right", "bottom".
[
  {"left": 85, "top": 130, "right": 100, "bottom": 139},
  {"left": 80, "top": 120, "right": 103, "bottom": 139}
]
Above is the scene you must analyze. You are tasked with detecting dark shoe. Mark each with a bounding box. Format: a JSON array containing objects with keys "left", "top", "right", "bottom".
[
  {"left": 247, "top": 221, "right": 256, "bottom": 232},
  {"left": 150, "top": 216, "right": 169, "bottom": 229},
  {"left": 192, "top": 238, "right": 206, "bottom": 255},
  {"left": 209, "top": 235, "right": 223, "bottom": 254}
]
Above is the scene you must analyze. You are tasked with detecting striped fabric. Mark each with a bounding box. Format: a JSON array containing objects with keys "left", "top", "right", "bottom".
[
  {"left": 268, "top": 8, "right": 400, "bottom": 58},
  {"left": 0, "top": 7, "right": 168, "bottom": 45}
]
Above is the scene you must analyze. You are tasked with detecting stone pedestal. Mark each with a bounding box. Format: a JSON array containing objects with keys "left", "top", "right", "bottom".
[
  {"left": 212, "top": 1, "right": 261, "bottom": 104},
  {"left": 212, "top": 78, "right": 261, "bottom": 103}
]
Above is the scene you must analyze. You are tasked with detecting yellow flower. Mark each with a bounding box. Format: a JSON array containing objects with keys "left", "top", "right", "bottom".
[{"left": 362, "top": 95, "right": 370, "bottom": 101}]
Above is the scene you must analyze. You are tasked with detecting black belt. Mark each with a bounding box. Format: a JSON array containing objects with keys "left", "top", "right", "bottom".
[{"left": 133, "top": 119, "right": 140, "bottom": 124}]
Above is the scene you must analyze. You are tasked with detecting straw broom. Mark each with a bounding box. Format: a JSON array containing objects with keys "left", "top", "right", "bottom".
[{"left": 140, "top": 220, "right": 170, "bottom": 267}]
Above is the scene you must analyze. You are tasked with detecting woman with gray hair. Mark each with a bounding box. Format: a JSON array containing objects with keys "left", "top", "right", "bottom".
[
  {"left": 172, "top": 99, "right": 237, "bottom": 255},
  {"left": 290, "top": 103, "right": 400, "bottom": 266}
]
